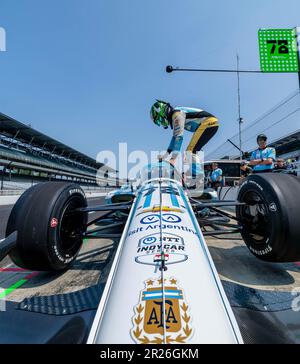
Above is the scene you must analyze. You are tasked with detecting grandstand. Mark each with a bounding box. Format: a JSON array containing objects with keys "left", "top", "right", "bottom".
[
  {"left": 0, "top": 112, "right": 118, "bottom": 192},
  {"left": 269, "top": 130, "right": 300, "bottom": 160}
]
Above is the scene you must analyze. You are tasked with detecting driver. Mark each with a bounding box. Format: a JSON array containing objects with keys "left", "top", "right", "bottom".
[{"left": 150, "top": 100, "right": 219, "bottom": 174}]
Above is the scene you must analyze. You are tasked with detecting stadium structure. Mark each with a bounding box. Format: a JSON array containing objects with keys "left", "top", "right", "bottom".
[
  {"left": 0, "top": 112, "right": 117, "bottom": 193},
  {"left": 269, "top": 130, "right": 300, "bottom": 160}
]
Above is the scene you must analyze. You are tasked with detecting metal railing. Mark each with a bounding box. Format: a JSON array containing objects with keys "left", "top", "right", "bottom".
[
  {"left": 0, "top": 186, "right": 116, "bottom": 196},
  {"left": 0, "top": 190, "right": 23, "bottom": 196}
]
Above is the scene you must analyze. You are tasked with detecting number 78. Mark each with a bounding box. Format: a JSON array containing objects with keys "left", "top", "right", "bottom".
[{"left": 267, "top": 40, "right": 289, "bottom": 54}]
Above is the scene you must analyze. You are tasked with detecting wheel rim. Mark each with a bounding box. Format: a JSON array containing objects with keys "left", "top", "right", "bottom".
[
  {"left": 58, "top": 196, "right": 86, "bottom": 255},
  {"left": 239, "top": 190, "right": 271, "bottom": 244}
]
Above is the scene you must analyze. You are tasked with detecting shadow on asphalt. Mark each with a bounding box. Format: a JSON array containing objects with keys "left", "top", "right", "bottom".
[{"left": 209, "top": 245, "right": 296, "bottom": 287}]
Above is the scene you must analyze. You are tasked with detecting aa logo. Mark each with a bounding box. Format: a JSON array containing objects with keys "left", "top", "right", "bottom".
[{"left": 131, "top": 277, "right": 193, "bottom": 344}]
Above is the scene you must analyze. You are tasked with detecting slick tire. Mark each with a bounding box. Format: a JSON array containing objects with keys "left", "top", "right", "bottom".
[
  {"left": 236, "top": 173, "right": 300, "bottom": 262},
  {"left": 6, "top": 182, "right": 87, "bottom": 271}
]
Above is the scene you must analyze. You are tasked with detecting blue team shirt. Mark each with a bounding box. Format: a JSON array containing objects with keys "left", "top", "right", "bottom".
[
  {"left": 210, "top": 168, "right": 223, "bottom": 182},
  {"left": 250, "top": 147, "right": 276, "bottom": 172}
]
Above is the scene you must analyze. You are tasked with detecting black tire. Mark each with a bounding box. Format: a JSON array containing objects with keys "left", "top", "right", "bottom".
[
  {"left": 6, "top": 182, "right": 87, "bottom": 271},
  {"left": 236, "top": 173, "right": 300, "bottom": 262}
]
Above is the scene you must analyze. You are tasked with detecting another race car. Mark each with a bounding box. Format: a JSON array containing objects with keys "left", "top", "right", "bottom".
[
  {"left": 1, "top": 161, "right": 300, "bottom": 343},
  {"left": 105, "top": 184, "right": 135, "bottom": 205}
]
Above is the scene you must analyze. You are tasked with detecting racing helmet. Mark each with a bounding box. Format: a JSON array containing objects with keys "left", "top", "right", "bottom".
[{"left": 150, "top": 100, "right": 170, "bottom": 129}]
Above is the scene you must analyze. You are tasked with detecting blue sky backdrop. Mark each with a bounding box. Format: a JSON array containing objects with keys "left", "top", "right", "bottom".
[{"left": 1, "top": 0, "right": 300, "bottom": 160}]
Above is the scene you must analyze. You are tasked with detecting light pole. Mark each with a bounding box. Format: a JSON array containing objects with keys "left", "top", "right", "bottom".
[
  {"left": 236, "top": 55, "right": 243, "bottom": 162},
  {"left": 295, "top": 27, "right": 300, "bottom": 92}
]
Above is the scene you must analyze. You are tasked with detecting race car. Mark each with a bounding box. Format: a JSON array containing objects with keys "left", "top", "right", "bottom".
[
  {"left": 1, "top": 161, "right": 300, "bottom": 343},
  {"left": 189, "top": 187, "right": 218, "bottom": 201},
  {"left": 105, "top": 184, "right": 135, "bottom": 205}
]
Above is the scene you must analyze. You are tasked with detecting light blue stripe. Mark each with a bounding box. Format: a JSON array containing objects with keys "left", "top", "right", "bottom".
[
  {"left": 143, "top": 290, "right": 182, "bottom": 296},
  {"left": 169, "top": 183, "right": 180, "bottom": 208},
  {"left": 143, "top": 189, "right": 153, "bottom": 208},
  {"left": 143, "top": 295, "right": 183, "bottom": 301}
]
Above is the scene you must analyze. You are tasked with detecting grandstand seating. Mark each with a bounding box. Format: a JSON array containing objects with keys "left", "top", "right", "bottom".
[
  {"left": 0, "top": 111, "right": 118, "bottom": 191},
  {"left": 0, "top": 144, "right": 97, "bottom": 178}
]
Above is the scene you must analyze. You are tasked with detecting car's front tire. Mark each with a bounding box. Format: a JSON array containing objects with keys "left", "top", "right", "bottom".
[
  {"left": 236, "top": 173, "right": 300, "bottom": 262},
  {"left": 6, "top": 182, "right": 87, "bottom": 271}
]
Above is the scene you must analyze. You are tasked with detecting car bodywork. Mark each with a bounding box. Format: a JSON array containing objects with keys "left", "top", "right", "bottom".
[{"left": 88, "top": 172, "right": 243, "bottom": 344}]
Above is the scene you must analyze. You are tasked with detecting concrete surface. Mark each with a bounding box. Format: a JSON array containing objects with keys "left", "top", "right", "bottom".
[{"left": 206, "top": 234, "right": 300, "bottom": 292}]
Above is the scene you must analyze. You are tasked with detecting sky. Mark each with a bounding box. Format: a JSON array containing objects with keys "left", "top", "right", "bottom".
[{"left": 1, "top": 0, "right": 300, "bottom": 165}]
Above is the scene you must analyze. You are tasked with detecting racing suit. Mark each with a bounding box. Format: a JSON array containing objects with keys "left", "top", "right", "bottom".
[
  {"left": 167, "top": 107, "right": 219, "bottom": 156},
  {"left": 166, "top": 107, "right": 219, "bottom": 177}
]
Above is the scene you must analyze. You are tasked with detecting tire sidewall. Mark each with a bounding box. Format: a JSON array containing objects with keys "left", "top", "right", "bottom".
[
  {"left": 47, "top": 186, "right": 87, "bottom": 270},
  {"left": 7, "top": 183, "right": 87, "bottom": 271},
  {"left": 237, "top": 176, "right": 289, "bottom": 261}
]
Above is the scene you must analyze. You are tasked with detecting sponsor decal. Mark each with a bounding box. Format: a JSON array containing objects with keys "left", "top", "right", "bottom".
[
  {"left": 50, "top": 218, "right": 58, "bottom": 228},
  {"left": 128, "top": 225, "right": 197, "bottom": 237},
  {"left": 135, "top": 233, "right": 188, "bottom": 267},
  {"left": 140, "top": 214, "right": 182, "bottom": 225},
  {"left": 69, "top": 188, "right": 85, "bottom": 196},
  {"left": 162, "top": 214, "right": 182, "bottom": 223},
  {"left": 140, "top": 214, "right": 160, "bottom": 224},
  {"left": 141, "top": 236, "right": 158, "bottom": 245},
  {"left": 249, "top": 245, "right": 272, "bottom": 256},
  {"left": 53, "top": 245, "right": 73, "bottom": 263},
  {"left": 137, "top": 205, "right": 184, "bottom": 216},
  {"left": 131, "top": 277, "right": 193, "bottom": 344},
  {"left": 128, "top": 227, "right": 144, "bottom": 236}
]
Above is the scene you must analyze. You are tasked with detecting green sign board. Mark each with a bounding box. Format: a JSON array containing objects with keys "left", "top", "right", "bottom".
[{"left": 258, "top": 29, "right": 299, "bottom": 72}]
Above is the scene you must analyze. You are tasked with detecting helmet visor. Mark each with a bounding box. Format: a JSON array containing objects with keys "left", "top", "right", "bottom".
[{"left": 161, "top": 118, "right": 169, "bottom": 129}]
